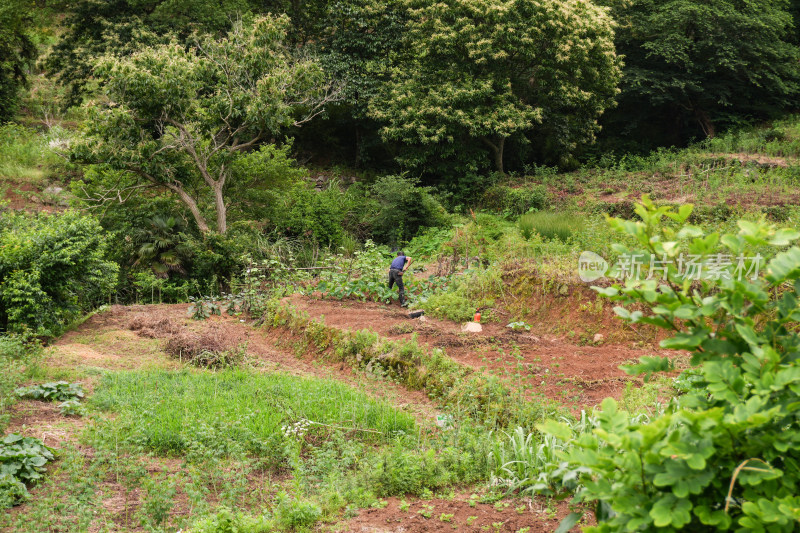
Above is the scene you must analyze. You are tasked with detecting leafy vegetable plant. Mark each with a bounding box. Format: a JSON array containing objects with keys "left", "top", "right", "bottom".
[
  {"left": 0, "top": 434, "right": 55, "bottom": 508},
  {"left": 188, "top": 298, "right": 221, "bottom": 320},
  {"left": 15, "top": 381, "right": 84, "bottom": 402}
]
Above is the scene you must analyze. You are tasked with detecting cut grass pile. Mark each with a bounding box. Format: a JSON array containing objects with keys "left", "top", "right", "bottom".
[{"left": 89, "top": 369, "right": 417, "bottom": 455}]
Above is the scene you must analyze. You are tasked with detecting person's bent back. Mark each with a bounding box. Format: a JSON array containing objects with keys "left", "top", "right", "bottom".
[{"left": 388, "top": 251, "right": 412, "bottom": 306}]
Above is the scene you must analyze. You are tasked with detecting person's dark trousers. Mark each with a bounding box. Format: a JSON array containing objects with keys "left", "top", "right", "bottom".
[{"left": 388, "top": 268, "right": 405, "bottom": 305}]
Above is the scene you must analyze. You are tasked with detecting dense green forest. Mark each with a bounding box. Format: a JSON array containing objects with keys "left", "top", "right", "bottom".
[
  {"left": 2, "top": 0, "right": 800, "bottom": 324},
  {"left": 2, "top": 0, "right": 800, "bottom": 531}
]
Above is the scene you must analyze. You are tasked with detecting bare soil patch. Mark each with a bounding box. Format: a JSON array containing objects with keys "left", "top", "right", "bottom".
[
  {"left": 335, "top": 493, "right": 583, "bottom": 532},
  {"left": 287, "top": 295, "right": 673, "bottom": 408},
  {"left": 4, "top": 399, "right": 86, "bottom": 449}
]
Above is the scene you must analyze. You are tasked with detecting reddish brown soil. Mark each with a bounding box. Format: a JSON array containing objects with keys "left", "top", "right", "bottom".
[
  {"left": 4, "top": 399, "right": 87, "bottom": 449},
  {"left": 288, "top": 295, "right": 675, "bottom": 408},
  {"left": 336, "top": 494, "right": 585, "bottom": 532},
  {"left": 0, "top": 182, "right": 59, "bottom": 212}
]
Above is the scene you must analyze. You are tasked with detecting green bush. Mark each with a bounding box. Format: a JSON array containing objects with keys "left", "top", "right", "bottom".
[
  {"left": 0, "top": 473, "right": 28, "bottom": 509},
  {"left": 543, "top": 197, "right": 800, "bottom": 531},
  {"left": 274, "top": 492, "right": 321, "bottom": 529},
  {"left": 481, "top": 184, "right": 549, "bottom": 216},
  {"left": 517, "top": 211, "right": 583, "bottom": 241},
  {"left": 368, "top": 176, "right": 450, "bottom": 246},
  {"left": 0, "top": 211, "right": 118, "bottom": 336},
  {"left": 418, "top": 291, "right": 476, "bottom": 322}
]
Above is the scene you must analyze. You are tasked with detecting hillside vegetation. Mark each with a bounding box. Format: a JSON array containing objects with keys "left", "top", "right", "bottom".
[{"left": 1, "top": 0, "right": 800, "bottom": 531}]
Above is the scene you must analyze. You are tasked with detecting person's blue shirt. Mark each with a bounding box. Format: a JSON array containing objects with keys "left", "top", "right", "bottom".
[{"left": 390, "top": 256, "right": 407, "bottom": 270}]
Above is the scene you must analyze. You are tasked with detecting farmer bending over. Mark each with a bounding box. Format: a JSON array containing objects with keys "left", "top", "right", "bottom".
[{"left": 388, "top": 251, "right": 412, "bottom": 306}]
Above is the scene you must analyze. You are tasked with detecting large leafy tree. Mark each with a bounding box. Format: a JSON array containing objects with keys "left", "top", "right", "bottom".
[
  {"left": 44, "top": 0, "right": 259, "bottom": 107},
  {"left": 292, "top": 0, "right": 408, "bottom": 167},
  {"left": 606, "top": 0, "right": 800, "bottom": 143},
  {"left": 369, "top": 0, "right": 621, "bottom": 174},
  {"left": 72, "top": 15, "right": 340, "bottom": 234},
  {"left": 0, "top": 0, "right": 37, "bottom": 122}
]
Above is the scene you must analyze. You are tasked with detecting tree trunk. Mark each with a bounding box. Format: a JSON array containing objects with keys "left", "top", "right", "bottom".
[
  {"left": 214, "top": 183, "right": 227, "bottom": 234},
  {"left": 694, "top": 107, "right": 715, "bottom": 138},
  {"left": 168, "top": 184, "right": 210, "bottom": 233},
  {"left": 481, "top": 136, "right": 506, "bottom": 174},
  {"left": 495, "top": 137, "right": 505, "bottom": 174}
]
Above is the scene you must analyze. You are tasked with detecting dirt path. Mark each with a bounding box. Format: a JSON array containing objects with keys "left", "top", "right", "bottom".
[{"left": 288, "top": 295, "right": 675, "bottom": 408}]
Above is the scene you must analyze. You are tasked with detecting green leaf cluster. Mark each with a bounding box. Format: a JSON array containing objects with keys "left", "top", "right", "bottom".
[
  {"left": 15, "top": 381, "right": 85, "bottom": 402},
  {"left": 0, "top": 211, "right": 119, "bottom": 336},
  {"left": 544, "top": 197, "right": 800, "bottom": 530},
  {"left": 0, "top": 434, "right": 55, "bottom": 509}
]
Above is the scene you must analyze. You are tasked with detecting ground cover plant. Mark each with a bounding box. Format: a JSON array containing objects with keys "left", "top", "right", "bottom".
[
  {"left": 15, "top": 381, "right": 84, "bottom": 402},
  {"left": 89, "top": 369, "right": 417, "bottom": 456},
  {"left": 0, "top": 434, "right": 54, "bottom": 509},
  {"left": 0, "top": 335, "right": 39, "bottom": 432}
]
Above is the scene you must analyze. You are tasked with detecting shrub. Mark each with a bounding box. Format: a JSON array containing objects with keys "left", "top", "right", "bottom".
[
  {"left": 543, "top": 196, "right": 800, "bottom": 531},
  {"left": 517, "top": 211, "right": 582, "bottom": 241},
  {"left": 418, "top": 291, "right": 475, "bottom": 322},
  {"left": 274, "top": 492, "right": 321, "bottom": 529},
  {"left": 368, "top": 176, "right": 450, "bottom": 246},
  {"left": 0, "top": 211, "right": 118, "bottom": 336},
  {"left": 481, "top": 184, "right": 549, "bottom": 216}
]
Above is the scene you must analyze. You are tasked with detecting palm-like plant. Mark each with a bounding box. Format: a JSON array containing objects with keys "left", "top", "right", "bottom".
[{"left": 132, "top": 216, "right": 190, "bottom": 278}]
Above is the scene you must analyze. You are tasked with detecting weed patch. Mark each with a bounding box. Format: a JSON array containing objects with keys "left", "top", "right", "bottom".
[{"left": 88, "top": 369, "right": 417, "bottom": 457}]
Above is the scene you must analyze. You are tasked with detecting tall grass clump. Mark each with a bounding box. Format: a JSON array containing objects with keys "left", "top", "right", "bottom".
[{"left": 518, "top": 211, "right": 583, "bottom": 241}]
